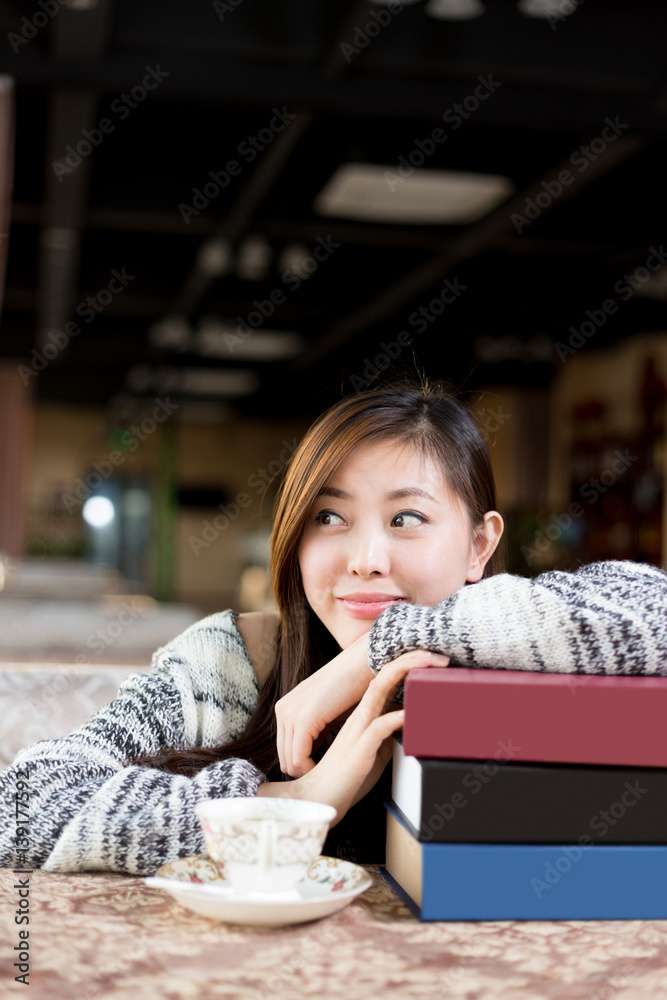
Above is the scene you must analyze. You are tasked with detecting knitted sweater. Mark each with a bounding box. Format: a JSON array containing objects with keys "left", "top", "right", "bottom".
[
  {"left": 2, "top": 559, "right": 667, "bottom": 877},
  {"left": 367, "top": 559, "right": 667, "bottom": 675},
  {"left": 0, "top": 612, "right": 264, "bottom": 876}
]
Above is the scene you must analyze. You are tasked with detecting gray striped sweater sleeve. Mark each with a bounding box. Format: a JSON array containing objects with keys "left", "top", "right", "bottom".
[
  {"left": 367, "top": 560, "right": 667, "bottom": 676},
  {"left": 0, "top": 611, "right": 265, "bottom": 876}
]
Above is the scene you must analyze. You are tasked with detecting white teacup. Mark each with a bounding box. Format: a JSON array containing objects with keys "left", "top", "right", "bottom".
[{"left": 194, "top": 797, "right": 337, "bottom": 893}]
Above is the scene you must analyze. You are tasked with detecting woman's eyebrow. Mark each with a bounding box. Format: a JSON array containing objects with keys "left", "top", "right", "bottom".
[
  {"left": 316, "top": 486, "right": 439, "bottom": 502},
  {"left": 316, "top": 487, "right": 350, "bottom": 500},
  {"left": 385, "top": 487, "right": 438, "bottom": 503}
]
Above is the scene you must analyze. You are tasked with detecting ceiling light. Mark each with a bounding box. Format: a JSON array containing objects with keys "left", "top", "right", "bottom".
[
  {"left": 138, "top": 366, "right": 258, "bottom": 398},
  {"left": 517, "top": 0, "right": 566, "bottom": 17},
  {"left": 83, "top": 496, "right": 114, "bottom": 528},
  {"left": 66, "top": 0, "right": 100, "bottom": 9},
  {"left": 314, "top": 163, "right": 514, "bottom": 225},
  {"left": 195, "top": 319, "right": 303, "bottom": 360},
  {"left": 39, "top": 227, "right": 79, "bottom": 251},
  {"left": 172, "top": 402, "right": 234, "bottom": 424},
  {"left": 179, "top": 368, "right": 259, "bottom": 397},
  {"left": 633, "top": 267, "right": 667, "bottom": 302},
  {"left": 277, "top": 242, "right": 317, "bottom": 282},
  {"left": 125, "top": 365, "right": 153, "bottom": 393},
  {"left": 148, "top": 315, "right": 192, "bottom": 351},
  {"left": 196, "top": 239, "right": 233, "bottom": 277},
  {"left": 236, "top": 235, "right": 272, "bottom": 281},
  {"left": 425, "top": 0, "right": 485, "bottom": 19}
]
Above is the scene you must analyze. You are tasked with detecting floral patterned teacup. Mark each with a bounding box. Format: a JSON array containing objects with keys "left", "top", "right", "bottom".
[{"left": 194, "top": 797, "right": 337, "bottom": 893}]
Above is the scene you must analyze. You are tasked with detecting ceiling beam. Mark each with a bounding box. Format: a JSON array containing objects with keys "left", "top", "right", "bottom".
[
  {"left": 293, "top": 133, "right": 648, "bottom": 370},
  {"left": 35, "top": 0, "right": 114, "bottom": 351},
  {"left": 163, "top": 1, "right": 371, "bottom": 319},
  {"left": 37, "top": 87, "right": 98, "bottom": 349},
  {"left": 0, "top": 75, "right": 13, "bottom": 316},
  {"left": 3, "top": 49, "right": 667, "bottom": 134},
  {"left": 10, "top": 203, "right": 650, "bottom": 261}
]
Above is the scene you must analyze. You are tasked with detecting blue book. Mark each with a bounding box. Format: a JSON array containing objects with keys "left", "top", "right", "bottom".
[{"left": 382, "top": 805, "right": 667, "bottom": 921}]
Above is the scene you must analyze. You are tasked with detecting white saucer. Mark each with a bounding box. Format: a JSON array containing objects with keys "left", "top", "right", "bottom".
[{"left": 145, "top": 854, "right": 373, "bottom": 926}]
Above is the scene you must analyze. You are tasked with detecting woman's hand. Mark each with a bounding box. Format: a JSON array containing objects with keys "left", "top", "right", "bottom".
[
  {"left": 260, "top": 648, "right": 450, "bottom": 822},
  {"left": 274, "top": 631, "right": 373, "bottom": 778}
]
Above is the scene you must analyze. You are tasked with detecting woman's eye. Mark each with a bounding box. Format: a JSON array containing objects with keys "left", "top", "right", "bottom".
[
  {"left": 315, "top": 510, "right": 345, "bottom": 526},
  {"left": 392, "top": 511, "right": 426, "bottom": 528}
]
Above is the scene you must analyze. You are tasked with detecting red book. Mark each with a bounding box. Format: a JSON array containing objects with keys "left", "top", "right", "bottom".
[{"left": 402, "top": 668, "right": 667, "bottom": 767}]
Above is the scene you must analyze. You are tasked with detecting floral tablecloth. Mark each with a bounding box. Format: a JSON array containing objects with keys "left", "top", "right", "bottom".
[{"left": 1, "top": 866, "right": 667, "bottom": 1000}]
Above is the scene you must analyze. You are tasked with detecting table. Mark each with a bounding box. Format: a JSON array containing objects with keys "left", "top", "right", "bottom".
[{"left": 2, "top": 866, "right": 667, "bottom": 999}]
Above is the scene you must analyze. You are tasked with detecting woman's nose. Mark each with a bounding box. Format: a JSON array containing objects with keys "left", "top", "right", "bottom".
[{"left": 346, "top": 528, "right": 391, "bottom": 577}]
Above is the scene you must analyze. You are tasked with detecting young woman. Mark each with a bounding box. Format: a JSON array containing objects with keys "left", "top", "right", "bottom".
[{"left": 2, "top": 382, "right": 667, "bottom": 876}]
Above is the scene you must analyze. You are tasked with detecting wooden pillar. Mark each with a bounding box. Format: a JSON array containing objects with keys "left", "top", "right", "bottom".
[
  {"left": 0, "top": 366, "right": 33, "bottom": 558},
  {"left": 0, "top": 79, "right": 30, "bottom": 559},
  {"left": 662, "top": 396, "right": 667, "bottom": 571},
  {"left": 513, "top": 387, "right": 550, "bottom": 511},
  {"left": 0, "top": 74, "right": 12, "bottom": 310},
  {"left": 153, "top": 420, "right": 177, "bottom": 601}
]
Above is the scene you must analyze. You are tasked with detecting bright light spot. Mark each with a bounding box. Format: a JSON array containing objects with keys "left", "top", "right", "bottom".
[
  {"left": 83, "top": 496, "right": 115, "bottom": 528},
  {"left": 425, "top": 0, "right": 485, "bottom": 18}
]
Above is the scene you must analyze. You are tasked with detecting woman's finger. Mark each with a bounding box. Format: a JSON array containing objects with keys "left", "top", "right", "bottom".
[
  {"left": 280, "top": 721, "right": 294, "bottom": 776},
  {"left": 276, "top": 717, "right": 286, "bottom": 772},
  {"left": 335, "top": 649, "right": 447, "bottom": 748},
  {"left": 364, "top": 650, "right": 443, "bottom": 707},
  {"left": 342, "top": 709, "right": 406, "bottom": 779},
  {"left": 382, "top": 648, "right": 450, "bottom": 671},
  {"left": 290, "top": 728, "right": 316, "bottom": 777},
  {"left": 363, "top": 709, "right": 405, "bottom": 745}
]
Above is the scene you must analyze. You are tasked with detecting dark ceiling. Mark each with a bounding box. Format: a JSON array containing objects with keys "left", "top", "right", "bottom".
[{"left": 0, "top": 0, "right": 666, "bottom": 421}]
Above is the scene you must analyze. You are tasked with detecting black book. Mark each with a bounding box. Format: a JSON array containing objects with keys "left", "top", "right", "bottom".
[{"left": 390, "top": 736, "right": 667, "bottom": 844}]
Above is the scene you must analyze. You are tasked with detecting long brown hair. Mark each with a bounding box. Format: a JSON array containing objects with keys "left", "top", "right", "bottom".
[{"left": 127, "top": 380, "right": 502, "bottom": 779}]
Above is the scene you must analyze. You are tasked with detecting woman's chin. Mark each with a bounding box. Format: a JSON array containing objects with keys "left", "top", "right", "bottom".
[{"left": 337, "top": 620, "right": 374, "bottom": 649}]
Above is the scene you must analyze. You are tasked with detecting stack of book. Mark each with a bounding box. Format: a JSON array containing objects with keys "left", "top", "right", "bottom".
[{"left": 382, "top": 667, "right": 667, "bottom": 920}]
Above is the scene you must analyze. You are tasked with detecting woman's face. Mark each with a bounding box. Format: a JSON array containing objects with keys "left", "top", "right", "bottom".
[{"left": 298, "top": 437, "right": 502, "bottom": 649}]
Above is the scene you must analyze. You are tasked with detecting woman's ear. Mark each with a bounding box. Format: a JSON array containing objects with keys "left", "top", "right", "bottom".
[{"left": 466, "top": 511, "right": 504, "bottom": 583}]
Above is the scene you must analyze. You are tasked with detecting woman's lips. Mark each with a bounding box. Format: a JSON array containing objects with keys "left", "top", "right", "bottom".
[{"left": 336, "top": 594, "right": 406, "bottom": 618}]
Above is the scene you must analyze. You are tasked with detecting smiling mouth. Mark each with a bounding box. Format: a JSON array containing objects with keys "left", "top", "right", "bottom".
[{"left": 336, "top": 594, "right": 406, "bottom": 617}]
